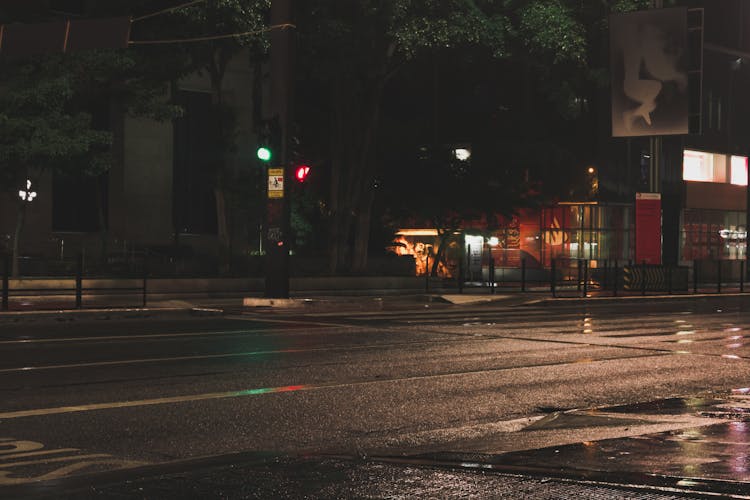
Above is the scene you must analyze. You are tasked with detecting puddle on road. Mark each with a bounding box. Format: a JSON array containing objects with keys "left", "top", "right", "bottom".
[
  {"left": 492, "top": 420, "right": 750, "bottom": 483},
  {"left": 523, "top": 412, "right": 657, "bottom": 431},
  {"left": 603, "top": 397, "right": 719, "bottom": 416},
  {"left": 422, "top": 395, "right": 750, "bottom": 494}
]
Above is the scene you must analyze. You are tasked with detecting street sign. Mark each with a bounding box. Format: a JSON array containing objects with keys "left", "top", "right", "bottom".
[{"left": 268, "top": 168, "right": 284, "bottom": 198}]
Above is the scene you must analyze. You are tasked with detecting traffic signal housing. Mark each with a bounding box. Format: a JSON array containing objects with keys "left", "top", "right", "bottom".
[{"left": 255, "top": 117, "right": 281, "bottom": 164}]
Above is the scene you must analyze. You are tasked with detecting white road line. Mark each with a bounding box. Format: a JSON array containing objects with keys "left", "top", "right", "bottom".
[
  {"left": 0, "top": 325, "right": 345, "bottom": 345},
  {"left": 0, "top": 348, "right": 310, "bottom": 373},
  {"left": 0, "top": 337, "right": 478, "bottom": 374}
]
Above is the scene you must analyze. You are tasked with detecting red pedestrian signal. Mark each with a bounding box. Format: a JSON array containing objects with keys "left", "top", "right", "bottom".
[{"left": 294, "top": 165, "right": 310, "bottom": 182}]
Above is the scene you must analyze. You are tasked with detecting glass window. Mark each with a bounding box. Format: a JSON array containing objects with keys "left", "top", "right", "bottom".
[
  {"left": 681, "top": 209, "right": 746, "bottom": 261},
  {"left": 731, "top": 155, "right": 748, "bottom": 186},
  {"left": 683, "top": 149, "right": 727, "bottom": 183}
]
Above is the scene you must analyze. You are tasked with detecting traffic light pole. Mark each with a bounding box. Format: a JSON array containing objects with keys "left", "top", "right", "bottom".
[{"left": 265, "top": 0, "right": 294, "bottom": 298}]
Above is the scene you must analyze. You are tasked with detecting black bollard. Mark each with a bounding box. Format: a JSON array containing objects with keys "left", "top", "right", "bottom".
[
  {"left": 693, "top": 260, "right": 699, "bottom": 294},
  {"left": 583, "top": 260, "right": 588, "bottom": 297},
  {"left": 742, "top": 261, "right": 745, "bottom": 293},
  {"left": 2, "top": 255, "right": 8, "bottom": 311},
  {"left": 142, "top": 253, "right": 148, "bottom": 308},
  {"left": 458, "top": 245, "right": 464, "bottom": 294},
  {"left": 668, "top": 265, "right": 673, "bottom": 295},
  {"left": 551, "top": 259, "right": 556, "bottom": 297},
  {"left": 717, "top": 260, "right": 722, "bottom": 294},
  {"left": 613, "top": 260, "right": 618, "bottom": 297},
  {"left": 75, "top": 253, "right": 83, "bottom": 309},
  {"left": 488, "top": 253, "right": 495, "bottom": 295}
]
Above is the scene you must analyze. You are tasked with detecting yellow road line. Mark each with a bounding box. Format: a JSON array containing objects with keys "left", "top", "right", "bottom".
[
  {"left": 0, "top": 448, "right": 78, "bottom": 461},
  {"left": 0, "top": 384, "right": 313, "bottom": 419},
  {"left": 0, "top": 454, "right": 111, "bottom": 468}
]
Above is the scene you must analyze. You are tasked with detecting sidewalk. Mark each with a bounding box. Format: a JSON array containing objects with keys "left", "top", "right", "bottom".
[{"left": 3, "top": 282, "right": 750, "bottom": 323}]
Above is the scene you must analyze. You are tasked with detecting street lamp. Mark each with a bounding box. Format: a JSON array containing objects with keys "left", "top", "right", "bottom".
[
  {"left": 452, "top": 148, "right": 471, "bottom": 161},
  {"left": 18, "top": 179, "right": 37, "bottom": 202},
  {"left": 586, "top": 167, "right": 598, "bottom": 198}
]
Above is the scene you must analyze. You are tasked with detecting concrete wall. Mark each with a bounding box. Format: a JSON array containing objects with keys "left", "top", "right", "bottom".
[
  {"left": 114, "top": 116, "right": 175, "bottom": 246},
  {"left": 5, "top": 276, "right": 435, "bottom": 296}
]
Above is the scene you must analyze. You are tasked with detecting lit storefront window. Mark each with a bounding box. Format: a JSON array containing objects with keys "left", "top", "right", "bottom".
[
  {"left": 683, "top": 150, "right": 726, "bottom": 183},
  {"left": 682, "top": 149, "right": 748, "bottom": 185},
  {"left": 731, "top": 155, "right": 748, "bottom": 186},
  {"left": 681, "top": 209, "right": 746, "bottom": 261}
]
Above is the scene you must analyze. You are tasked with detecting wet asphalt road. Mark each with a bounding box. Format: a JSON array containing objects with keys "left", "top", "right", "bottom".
[{"left": 3, "top": 296, "right": 750, "bottom": 497}]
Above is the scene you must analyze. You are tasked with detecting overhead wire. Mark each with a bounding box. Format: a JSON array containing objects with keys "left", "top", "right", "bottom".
[
  {"left": 128, "top": 23, "right": 295, "bottom": 45},
  {"left": 132, "top": 0, "right": 210, "bottom": 22}
]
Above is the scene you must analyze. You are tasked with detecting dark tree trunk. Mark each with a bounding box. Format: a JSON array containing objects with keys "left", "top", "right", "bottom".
[
  {"left": 328, "top": 74, "right": 387, "bottom": 274},
  {"left": 351, "top": 190, "right": 374, "bottom": 273},
  {"left": 431, "top": 230, "right": 452, "bottom": 277},
  {"left": 209, "top": 49, "right": 231, "bottom": 273},
  {"left": 96, "top": 175, "right": 108, "bottom": 269}
]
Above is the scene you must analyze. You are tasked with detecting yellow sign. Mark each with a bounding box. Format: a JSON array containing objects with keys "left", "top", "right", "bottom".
[{"left": 268, "top": 168, "right": 284, "bottom": 198}]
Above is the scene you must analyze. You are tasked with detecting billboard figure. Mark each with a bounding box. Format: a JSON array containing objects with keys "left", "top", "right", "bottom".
[{"left": 611, "top": 8, "right": 689, "bottom": 137}]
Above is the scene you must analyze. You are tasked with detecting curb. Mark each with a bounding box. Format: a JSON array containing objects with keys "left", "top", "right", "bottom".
[
  {"left": 0, "top": 306, "right": 223, "bottom": 324},
  {"left": 529, "top": 291, "right": 750, "bottom": 307}
]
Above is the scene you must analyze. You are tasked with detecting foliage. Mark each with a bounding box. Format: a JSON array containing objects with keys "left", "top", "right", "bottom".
[
  {"left": 297, "top": 0, "right": 602, "bottom": 272},
  {"left": 0, "top": 57, "right": 112, "bottom": 188},
  {"left": 517, "top": 1, "right": 586, "bottom": 65}
]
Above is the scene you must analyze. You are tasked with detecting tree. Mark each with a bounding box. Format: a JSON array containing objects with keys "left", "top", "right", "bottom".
[
  {"left": 0, "top": 1, "right": 194, "bottom": 274},
  {"left": 0, "top": 57, "right": 111, "bottom": 275},
  {"left": 1, "top": 1, "right": 272, "bottom": 275},
  {"left": 297, "top": 0, "right": 595, "bottom": 274},
  {"left": 141, "top": 0, "right": 270, "bottom": 271}
]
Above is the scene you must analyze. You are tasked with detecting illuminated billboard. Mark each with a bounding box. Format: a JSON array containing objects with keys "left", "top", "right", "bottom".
[{"left": 610, "top": 8, "right": 689, "bottom": 137}]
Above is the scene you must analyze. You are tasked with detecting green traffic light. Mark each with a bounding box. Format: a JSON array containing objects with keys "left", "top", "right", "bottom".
[{"left": 257, "top": 146, "right": 272, "bottom": 162}]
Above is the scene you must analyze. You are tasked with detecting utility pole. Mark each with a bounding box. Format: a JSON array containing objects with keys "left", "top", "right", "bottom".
[
  {"left": 649, "top": 0, "right": 663, "bottom": 194},
  {"left": 265, "top": 0, "right": 294, "bottom": 298}
]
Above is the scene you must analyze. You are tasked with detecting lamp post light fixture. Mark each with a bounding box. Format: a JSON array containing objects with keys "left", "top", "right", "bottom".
[
  {"left": 452, "top": 148, "right": 472, "bottom": 161},
  {"left": 18, "top": 180, "right": 37, "bottom": 202},
  {"left": 586, "top": 167, "right": 599, "bottom": 198}
]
